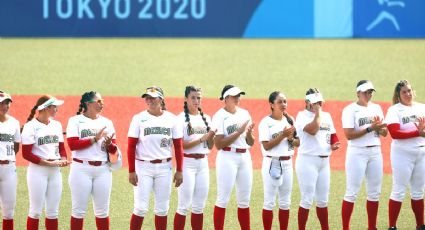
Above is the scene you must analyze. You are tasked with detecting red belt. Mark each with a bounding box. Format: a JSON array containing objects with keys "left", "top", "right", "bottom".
[
  {"left": 222, "top": 147, "right": 246, "bottom": 153},
  {"left": 184, "top": 153, "right": 206, "bottom": 159},
  {"left": 0, "top": 160, "right": 12, "bottom": 164},
  {"left": 266, "top": 156, "right": 291, "bottom": 161},
  {"left": 73, "top": 158, "right": 104, "bottom": 166},
  {"left": 137, "top": 157, "right": 172, "bottom": 164}
]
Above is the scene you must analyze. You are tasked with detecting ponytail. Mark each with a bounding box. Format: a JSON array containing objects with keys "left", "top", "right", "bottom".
[
  {"left": 198, "top": 107, "right": 211, "bottom": 132},
  {"left": 77, "top": 91, "right": 97, "bottom": 115},
  {"left": 22, "top": 95, "right": 52, "bottom": 131},
  {"left": 184, "top": 101, "right": 193, "bottom": 135}
]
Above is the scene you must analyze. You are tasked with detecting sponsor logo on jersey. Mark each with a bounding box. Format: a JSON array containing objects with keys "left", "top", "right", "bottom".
[
  {"left": 81, "top": 129, "right": 98, "bottom": 138},
  {"left": 226, "top": 124, "right": 240, "bottom": 135},
  {"left": 0, "top": 133, "right": 14, "bottom": 142},
  {"left": 358, "top": 117, "right": 373, "bottom": 127},
  {"left": 144, "top": 127, "right": 171, "bottom": 136},
  {"left": 38, "top": 135, "right": 59, "bottom": 146},
  {"left": 402, "top": 115, "right": 417, "bottom": 124},
  {"left": 188, "top": 127, "right": 208, "bottom": 135}
]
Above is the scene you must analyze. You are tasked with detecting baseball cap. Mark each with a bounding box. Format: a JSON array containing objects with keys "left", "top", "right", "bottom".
[
  {"left": 305, "top": 92, "right": 324, "bottom": 104},
  {"left": 0, "top": 92, "right": 12, "bottom": 103},
  {"left": 220, "top": 85, "right": 245, "bottom": 100},
  {"left": 37, "top": 97, "right": 64, "bottom": 110},
  {"left": 356, "top": 81, "right": 376, "bottom": 92},
  {"left": 142, "top": 87, "right": 164, "bottom": 99}
]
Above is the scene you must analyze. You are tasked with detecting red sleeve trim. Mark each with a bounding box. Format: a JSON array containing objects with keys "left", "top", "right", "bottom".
[
  {"left": 22, "top": 144, "right": 41, "bottom": 164},
  {"left": 67, "top": 137, "right": 92, "bottom": 151},
  {"left": 127, "top": 137, "right": 138, "bottom": 173},
  {"left": 173, "top": 138, "right": 184, "bottom": 172},
  {"left": 330, "top": 133, "right": 339, "bottom": 145},
  {"left": 59, "top": 142, "right": 67, "bottom": 158},
  {"left": 107, "top": 139, "right": 117, "bottom": 154},
  {"left": 387, "top": 123, "right": 419, "bottom": 139}
]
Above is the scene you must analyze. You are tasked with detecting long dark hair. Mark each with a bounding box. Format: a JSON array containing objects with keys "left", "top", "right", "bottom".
[
  {"left": 268, "top": 91, "right": 296, "bottom": 137},
  {"left": 77, "top": 91, "right": 97, "bottom": 115},
  {"left": 392, "top": 80, "right": 413, "bottom": 105},
  {"left": 184, "top": 86, "right": 210, "bottom": 135}
]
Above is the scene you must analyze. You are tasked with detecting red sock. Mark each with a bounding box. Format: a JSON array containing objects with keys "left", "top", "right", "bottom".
[
  {"left": 155, "top": 215, "right": 167, "bottom": 230},
  {"left": 298, "top": 207, "right": 309, "bottom": 230},
  {"left": 411, "top": 199, "right": 424, "bottom": 228},
  {"left": 95, "top": 217, "right": 109, "bottom": 230},
  {"left": 237, "top": 207, "right": 250, "bottom": 230},
  {"left": 2, "top": 219, "right": 13, "bottom": 230},
  {"left": 367, "top": 200, "right": 379, "bottom": 230},
  {"left": 316, "top": 207, "right": 329, "bottom": 230},
  {"left": 341, "top": 200, "right": 354, "bottom": 230},
  {"left": 262, "top": 209, "right": 273, "bottom": 230},
  {"left": 191, "top": 213, "right": 203, "bottom": 230},
  {"left": 27, "top": 217, "right": 39, "bottom": 230},
  {"left": 45, "top": 218, "right": 58, "bottom": 230},
  {"left": 173, "top": 213, "right": 186, "bottom": 230},
  {"left": 130, "top": 214, "right": 144, "bottom": 230},
  {"left": 388, "top": 199, "right": 402, "bottom": 227},
  {"left": 278, "top": 209, "right": 289, "bottom": 230},
  {"left": 70, "top": 216, "right": 84, "bottom": 230},
  {"left": 213, "top": 206, "right": 226, "bottom": 230}
]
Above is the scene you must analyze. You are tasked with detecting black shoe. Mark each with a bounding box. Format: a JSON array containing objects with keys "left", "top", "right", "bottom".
[
  {"left": 388, "top": 227, "right": 396, "bottom": 230},
  {"left": 417, "top": 225, "right": 425, "bottom": 230}
]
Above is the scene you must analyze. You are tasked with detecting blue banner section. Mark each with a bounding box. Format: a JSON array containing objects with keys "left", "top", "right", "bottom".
[
  {"left": 0, "top": 0, "right": 424, "bottom": 37},
  {"left": 353, "top": 0, "right": 425, "bottom": 38}
]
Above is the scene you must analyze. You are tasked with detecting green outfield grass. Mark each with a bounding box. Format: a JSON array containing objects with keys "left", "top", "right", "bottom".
[
  {"left": 12, "top": 167, "right": 417, "bottom": 229},
  {"left": 1, "top": 39, "right": 425, "bottom": 102}
]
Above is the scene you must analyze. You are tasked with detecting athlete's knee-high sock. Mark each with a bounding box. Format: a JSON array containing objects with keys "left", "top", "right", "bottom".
[
  {"left": 213, "top": 206, "right": 226, "bottom": 230},
  {"left": 45, "top": 218, "right": 58, "bottom": 230},
  {"left": 278, "top": 209, "right": 289, "bottom": 230},
  {"left": 366, "top": 200, "right": 379, "bottom": 230},
  {"left": 388, "top": 199, "right": 402, "bottom": 227},
  {"left": 27, "top": 217, "right": 39, "bottom": 230},
  {"left": 70, "top": 216, "right": 84, "bottom": 230},
  {"left": 316, "top": 207, "right": 329, "bottom": 230},
  {"left": 298, "top": 207, "right": 309, "bottom": 230},
  {"left": 262, "top": 209, "right": 273, "bottom": 230},
  {"left": 95, "top": 217, "right": 109, "bottom": 230},
  {"left": 191, "top": 213, "right": 203, "bottom": 230},
  {"left": 342, "top": 200, "right": 354, "bottom": 230},
  {"left": 2, "top": 219, "right": 14, "bottom": 230},
  {"left": 130, "top": 214, "right": 144, "bottom": 230},
  {"left": 237, "top": 207, "right": 250, "bottom": 230},
  {"left": 154, "top": 215, "right": 167, "bottom": 230},
  {"left": 411, "top": 199, "right": 424, "bottom": 228},
  {"left": 173, "top": 213, "right": 186, "bottom": 230}
]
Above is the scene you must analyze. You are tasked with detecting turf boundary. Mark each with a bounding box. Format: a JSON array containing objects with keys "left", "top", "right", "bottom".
[{"left": 10, "top": 95, "right": 392, "bottom": 173}]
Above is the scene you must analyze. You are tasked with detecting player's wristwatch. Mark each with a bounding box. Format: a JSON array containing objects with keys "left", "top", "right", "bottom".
[{"left": 366, "top": 127, "right": 373, "bottom": 133}]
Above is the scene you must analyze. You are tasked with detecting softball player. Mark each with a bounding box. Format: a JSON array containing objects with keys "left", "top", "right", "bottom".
[
  {"left": 340, "top": 80, "right": 387, "bottom": 230},
  {"left": 385, "top": 80, "right": 425, "bottom": 230},
  {"left": 128, "top": 86, "right": 184, "bottom": 230},
  {"left": 21, "top": 95, "right": 69, "bottom": 230},
  {"left": 295, "top": 88, "right": 340, "bottom": 230},
  {"left": 259, "top": 91, "right": 299, "bottom": 230},
  {"left": 66, "top": 91, "right": 117, "bottom": 230},
  {"left": 212, "top": 85, "right": 255, "bottom": 230},
  {"left": 0, "top": 91, "right": 20, "bottom": 230},
  {"left": 174, "top": 86, "right": 215, "bottom": 230}
]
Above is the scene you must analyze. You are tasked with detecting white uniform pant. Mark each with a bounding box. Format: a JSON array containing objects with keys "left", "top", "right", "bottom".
[
  {"left": 390, "top": 145, "right": 425, "bottom": 202},
  {"left": 0, "top": 164, "right": 17, "bottom": 219},
  {"left": 27, "top": 163, "right": 62, "bottom": 219},
  {"left": 133, "top": 160, "right": 172, "bottom": 217},
  {"left": 68, "top": 162, "right": 112, "bottom": 218},
  {"left": 261, "top": 157, "right": 293, "bottom": 210},
  {"left": 215, "top": 150, "right": 253, "bottom": 209},
  {"left": 176, "top": 157, "right": 209, "bottom": 215},
  {"left": 295, "top": 154, "right": 330, "bottom": 209},
  {"left": 344, "top": 146, "right": 383, "bottom": 202}
]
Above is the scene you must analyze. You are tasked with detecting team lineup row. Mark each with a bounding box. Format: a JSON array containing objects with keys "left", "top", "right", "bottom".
[{"left": 0, "top": 79, "right": 424, "bottom": 230}]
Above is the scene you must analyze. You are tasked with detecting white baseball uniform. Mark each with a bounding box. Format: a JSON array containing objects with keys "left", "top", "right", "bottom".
[
  {"left": 258, "top": 115, "right": 294, "bottom": 211},
  {"left": 0, "top": 115, "right": 20, "bottom": 220},
  {"left": 342, "top": 102, "right": 384, "bottom": 203},
  {"left": 21, "top": 118, "right": 64, "bottom": 219},
  {"left": 212, "top": 107, "right": 253, "bottom": 209},
  {"left": 66, "top": 114, "right": 116, "bottom": 219},
  {"left": 295, "top": 110, "right": 336, "bottom": 209},
  {"left": 385, "top": 102, "right": 425, "bottom": 202},
  {"left": 128, "top": 110, "right": 183, "bottom": 217},
  {"left": 176, "top": 112, "right": 211, "bottom": 216}
]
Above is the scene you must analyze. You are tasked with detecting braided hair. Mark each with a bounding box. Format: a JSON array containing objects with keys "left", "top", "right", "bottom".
[
  {"left": 392, "top": 80, "right": 413, "bottom": 105},
  {"left": 26, "top": 95, "right": 52, "bottom": 123},
  {"left": 77, "top": 91, "right": 97, "bottom": 115},
  {"left": 184, "top": 86, "right": 211, "bottom": 135}
]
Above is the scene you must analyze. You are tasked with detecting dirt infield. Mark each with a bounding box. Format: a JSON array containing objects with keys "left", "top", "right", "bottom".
[{"left": 10, "top": 95, "right": 392, "bottom": 173}]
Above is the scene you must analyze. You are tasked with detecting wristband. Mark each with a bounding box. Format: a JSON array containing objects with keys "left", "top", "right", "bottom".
[{"left": 366, "top": 127, "right": 372, "bottom": 133}]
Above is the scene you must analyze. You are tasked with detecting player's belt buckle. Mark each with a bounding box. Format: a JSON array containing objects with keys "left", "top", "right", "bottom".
[
  {"left": 0, "top": 160, "right": 11, "bottom": 164},
  {"left": 138, "top": 158, "right": 172, "bottom": 164},
  {"left": 222, "top": 147, "right": 246, "bottom": 153},
  {"left": 73, "top": 158, "right": 104, "bottom": 166},
  {"left": 184, "top": 153, "right": 206, "bottom": 159},
  {"left": 267, "top": 155, "right": 291, "bottom": 161}
]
